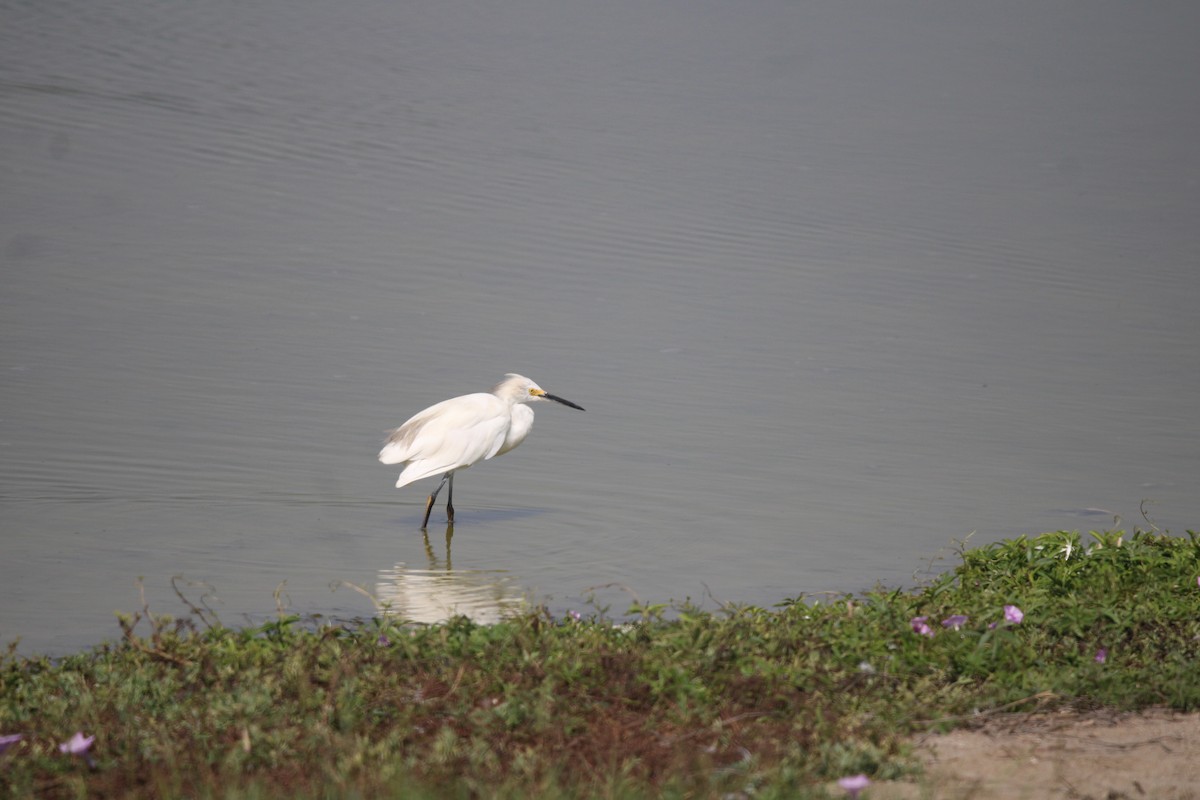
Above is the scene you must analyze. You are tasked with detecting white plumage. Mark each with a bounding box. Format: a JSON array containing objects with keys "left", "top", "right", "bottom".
[{"left": 379, "top": 374, "right": 584, "bottom": 527}]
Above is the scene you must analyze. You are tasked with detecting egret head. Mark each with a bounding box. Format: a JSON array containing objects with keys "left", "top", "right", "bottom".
[{"left": 492, "top": 374, "right": 585, "bottom": 410}]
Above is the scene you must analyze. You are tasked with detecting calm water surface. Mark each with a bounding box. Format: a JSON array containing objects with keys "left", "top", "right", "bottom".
[{"left": 3, "top": 1, "right": 1199, "bottom": 654}]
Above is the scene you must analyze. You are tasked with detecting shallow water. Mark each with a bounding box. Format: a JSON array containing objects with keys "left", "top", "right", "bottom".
[{"left": 3, "top": 0, "right": 1199, "bottom": 654}]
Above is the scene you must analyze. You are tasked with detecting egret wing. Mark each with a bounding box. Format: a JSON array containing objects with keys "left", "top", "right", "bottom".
[{"left": 380, "top": 393, "right": 512, "bottom": 487}]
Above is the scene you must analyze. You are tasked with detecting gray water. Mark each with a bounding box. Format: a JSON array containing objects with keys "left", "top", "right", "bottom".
[{"left": 3, "top": 0, "right": 1198, "bottom": 656}]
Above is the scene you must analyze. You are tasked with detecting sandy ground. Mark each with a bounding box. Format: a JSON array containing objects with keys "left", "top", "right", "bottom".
[{"left": 867, "top": 708, "right": 1200, "bottom": 800}]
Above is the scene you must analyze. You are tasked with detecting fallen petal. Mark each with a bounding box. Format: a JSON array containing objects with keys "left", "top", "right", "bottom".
[
  {"left": 838, "top": 773, "right": 871, "bottom": 797},
  {"left": 59, "top": 732, "right": 95, "bottom": 755},
  {"left": 910, "top": 616, "right": 934, "bottom": 637},
  {"left": 941, "top": 614, "right": 969, "bottom": 630},
  {"left": 0, "top": 733, "right": 23, "bottom": 753}
]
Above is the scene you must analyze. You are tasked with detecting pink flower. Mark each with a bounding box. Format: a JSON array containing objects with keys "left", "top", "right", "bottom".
[
  {"left": 838, "top": 773, "right": 871, "bottom": 798},
  {"left": 59, "top": 732, "right": 94, "bottom": 755},
  {"left": 1095, "top": 648, "right": 1107, "bottom": 664},
  {"left": 1003, "top": 605, "right": 1024, "bottom": 624},
  {"left": 941, "top": 614, "right": 969, "bottom": 631},
  {"left": 910, "top": 616, "right": 934, "bottom": 637}
]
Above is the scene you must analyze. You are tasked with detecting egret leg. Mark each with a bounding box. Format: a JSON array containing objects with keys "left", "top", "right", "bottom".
[
  {"left": 446, "top": 472, "right": 455, "bottom": 523},
  {"left": 421, "top": 472, "right": 452, "bottom": 529}
]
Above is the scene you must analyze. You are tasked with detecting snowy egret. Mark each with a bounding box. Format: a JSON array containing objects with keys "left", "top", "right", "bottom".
[{"left": 379, "top": 374, "right": 584, "bottom": 528}]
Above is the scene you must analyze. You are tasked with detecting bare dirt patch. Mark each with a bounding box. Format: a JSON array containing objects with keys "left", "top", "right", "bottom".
[{"left": 871, "top": 708, "right": 1200, "bottom": 800}]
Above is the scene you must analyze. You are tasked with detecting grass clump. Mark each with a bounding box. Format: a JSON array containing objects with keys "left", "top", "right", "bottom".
[{"left": 1, "top": 528, "right": 1197, "bottom": 798}]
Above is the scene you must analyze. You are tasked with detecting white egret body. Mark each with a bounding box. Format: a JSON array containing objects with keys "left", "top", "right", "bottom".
[{"left": 380, "top": 374, "right": 584, "bottom": 528}]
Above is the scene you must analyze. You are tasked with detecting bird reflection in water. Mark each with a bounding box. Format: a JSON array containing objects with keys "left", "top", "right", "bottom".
[{"left": 375, "top": 527, "right": 527, "bottom": 625}]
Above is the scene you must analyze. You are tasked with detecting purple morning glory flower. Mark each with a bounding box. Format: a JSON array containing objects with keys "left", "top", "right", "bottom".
[
  {"left": 59, "top": 732, "right": 94, "bottom": 755},
  {"left": 1095, "top": 647, "right": 1107, "bottom": 664},
  {"left": 941, "top": 614, "right": 969, "bottom": 631},
  {"left": 0, "top": 733, "right": 23, "bottom": 753},
  {"left": 910, "top": 616, "right": 934, "bottom": 637},
  {"left": 1004, "top": 605, "right": 1024, "bottom": 624},
  {"left": 838, "top": 773, "right": 871, "bottom": 798}
]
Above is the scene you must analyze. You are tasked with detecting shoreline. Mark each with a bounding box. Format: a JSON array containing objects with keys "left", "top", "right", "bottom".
[{"left": 3, "top": 528, "right": 1197, "bottom": 798}]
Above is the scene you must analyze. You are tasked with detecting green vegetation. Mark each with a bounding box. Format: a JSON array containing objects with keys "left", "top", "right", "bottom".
[{"left": 2, "top": 529, "right": 1198, "bottom": 799}]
